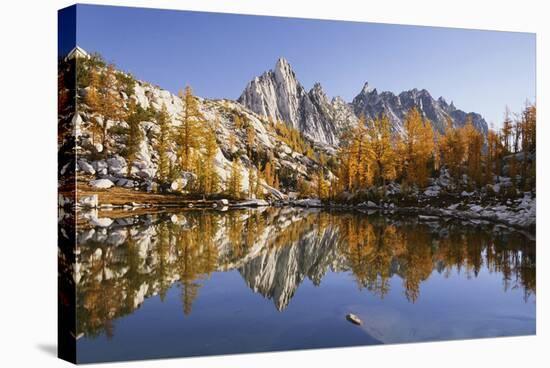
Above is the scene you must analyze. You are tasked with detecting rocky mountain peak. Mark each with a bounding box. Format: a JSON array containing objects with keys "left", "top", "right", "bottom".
[
  {"left": 239, "top": 59, "right": 344, "bottom": 146},
  {"left": 275, "top": 57, "right": 292, "bottom": 72},
  {"left": 310, "top": 82, "right": 328, "bottom": 102},
  {"left": 273, "top": 57, "right": 298, "bottom": 88},
  {"left": 239, "top": 58, "right": 489, "bottom": 145},
  {"left": 354, "top": 85, "right": 488, "bottom": 135},
  {"left": 360, "top": 81, "right": 376, "bottom": 95}
]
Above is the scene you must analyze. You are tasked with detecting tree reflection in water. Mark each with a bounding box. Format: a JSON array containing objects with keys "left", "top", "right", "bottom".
[{"left": 70, "top": 208, "right": 535, "bottom": 339}]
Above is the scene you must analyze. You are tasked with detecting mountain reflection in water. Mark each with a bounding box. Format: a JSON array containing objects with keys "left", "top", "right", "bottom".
[{"left": 70, "top": 207, "right": 535, "bottom": 342}]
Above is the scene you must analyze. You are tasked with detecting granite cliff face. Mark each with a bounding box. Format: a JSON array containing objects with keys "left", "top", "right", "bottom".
[
  {"left": 238, "top": 58, "right": 356, "bottom": 146},
  {"left": 239, "top": 59, "right": 488, "bottom": 145}
]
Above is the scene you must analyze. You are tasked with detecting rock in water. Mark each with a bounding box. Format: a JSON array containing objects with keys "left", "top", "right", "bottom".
[
  {"left": 346, "top": 313, "right": 362, "bottom": 325},
  {"left": 293, "top": 198, "right": 322, "bottom": 207},
  {"left": 216, "top": 199, "right": 229, "bottom": 207}
]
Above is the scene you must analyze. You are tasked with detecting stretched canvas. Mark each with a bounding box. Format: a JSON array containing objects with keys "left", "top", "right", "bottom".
[{"left": 58, "top": 4, "right": 536, "bottom": 364}]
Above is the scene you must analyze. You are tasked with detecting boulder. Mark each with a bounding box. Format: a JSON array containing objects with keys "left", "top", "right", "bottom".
[
  {"left": 107, "top": 155, "right": 127, "bottom": 176},
  {"left": 282, "top": 145, "right": 292, "bottom": 155},
  {"left": 346, "top": 313, "right": 362, "bottom": 325},
  {"left": 92, "top": 160, "right": 108, "bottom": 171},
  {"left": 89, "top": 179, "right": 115, "bottom": 189},
  {"left": 116, "top": 178, "right": 135, "bottom": 188},
  {"left": 213, "top": 199, "right": 229, "bottom": 208},
  {"left": 261, "top": 183, "right": 287, "bottom": 200},
  {"left": 423, "top": 185, "right": 440, "bottom": 197},
  {"left": 170, "top": 172, "right": 197, "bottom": 191},
  {"left": 77, "top": 159, "right": 95, "bottom": 175}
]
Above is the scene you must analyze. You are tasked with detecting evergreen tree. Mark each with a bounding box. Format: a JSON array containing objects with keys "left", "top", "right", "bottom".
[
  {"left": 125, "top": 99, "right": 144, "bottom": 176},
  {"left": 274, "top": 173, "right": 280, "bottom": 189},
  {"left": 367, "top": 113, "right": 396, "bottom": 185},
  {"left": 263, "top": 158, "right": 276, "bottom": 187},
  {"left": 501, "top": 107, "right": 513, "bottom": 153},
  {"left": 401, "top": 108, "right": 434, "bottom": 188},
  {"left": 233, "top": 113, "right": 243, "bottom": 129},
  {"left": 255, "top": 169, "right": 264, "bottom": 199},
  {"left": 337, "top": 115, "right": 371, "bottom": 192},
  {"left": 246, "top": 125, "right": 256, "bottom": 156},
  {"left": 228, "top": 131, "right": 237, "bottom": 153},
  {"left": 486, "top": 128, "right": 503, "bottom": 179},
  {"left": 463, "top": 119, "right": 484, "bottom": 186},
  {"left": 439, "top": 118, "right": 465, "bottom": 180},
  {"left": 227, "top": 159, "right": 243, "bottom": 199},
  {"left": 200, "top": 121, "right": 220, "bottom": 196},
  {"left": 177, "top": 86, "right": 204, "bottom": 172},
  {"left": 86, "top": 64, "right": 125, "bottom": 153},
  {"left": 483, "top": 129, "right": 497, "bottom": 185},
  {"left": 315, "top": 168, "right": 329, "bottom": 199},
  {"left": 156, "top": 104, "right": 171, "bottom": 183},
  {"left": 248, "top": 167, "right": 256, "bottom": 199}
]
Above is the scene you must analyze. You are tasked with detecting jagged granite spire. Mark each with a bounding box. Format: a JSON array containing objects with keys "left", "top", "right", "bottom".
[{"left": 238, "top": 58, "right": 354, "bottom": 145}]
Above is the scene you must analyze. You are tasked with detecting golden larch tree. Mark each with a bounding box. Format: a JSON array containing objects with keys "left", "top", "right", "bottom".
[
  {"left": 155, "top": 104, "right": 172, "bottom": 183},
  {"left": 462, "top": 119, "right": 484, "bottom": 186},
  {"left": 85, "top": 64, "right": 125, "bottom": 152},
  {"left": 176, "top": 86, "right": 204, "bottom": 172},
  {"left": 366, "top": 113, "right": 397, "bottom": 185},
  {"left": 401, "top": 108, "right": 434, "bottom": 187},
  {"left": 439, "top": 118, "right": 465, "bottom": 180},
  {"left": 227, "top": 159, "right": 243, "bottom": 199}
]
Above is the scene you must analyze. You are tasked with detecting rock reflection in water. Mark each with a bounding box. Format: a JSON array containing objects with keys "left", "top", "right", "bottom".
[{"left": 70, "top": 207, "right": 535, "bottom": 340}]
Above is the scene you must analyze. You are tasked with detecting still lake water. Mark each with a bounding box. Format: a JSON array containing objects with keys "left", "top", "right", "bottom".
[{"left": 73, "top": 207, "right": 535, "bottom": 363}]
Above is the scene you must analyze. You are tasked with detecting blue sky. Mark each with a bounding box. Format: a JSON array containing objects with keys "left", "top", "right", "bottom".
[{"left": 68, "top": 4, "right": 535, "bottom": 127}]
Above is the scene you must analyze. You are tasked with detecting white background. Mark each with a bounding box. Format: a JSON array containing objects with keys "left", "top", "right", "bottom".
[{"left": 0, "top": 0, "right": 547, "bottom": 367}]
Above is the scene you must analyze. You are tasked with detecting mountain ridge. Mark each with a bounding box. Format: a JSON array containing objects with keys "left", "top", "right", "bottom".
[{"left": 239, "top": 58, "right": 489, "bottom": 145}]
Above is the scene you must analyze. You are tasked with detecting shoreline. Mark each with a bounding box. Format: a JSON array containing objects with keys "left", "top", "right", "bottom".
[{"left": 61, "top": 190, "right": 535, "bottom": 234}]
